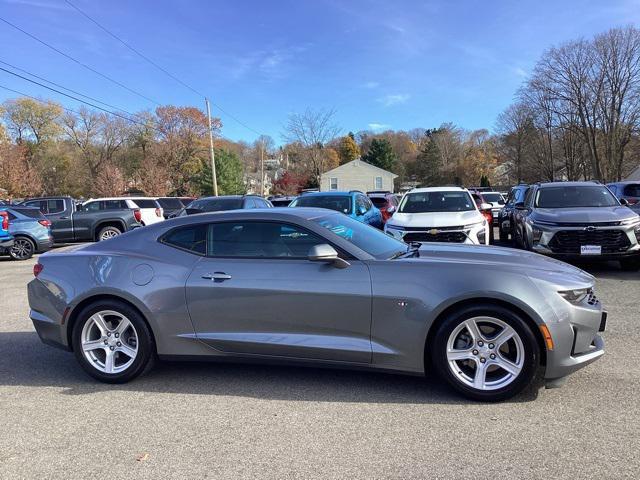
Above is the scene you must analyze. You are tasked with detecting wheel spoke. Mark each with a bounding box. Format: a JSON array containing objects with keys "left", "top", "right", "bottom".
[
  {"left": 447, "top": 348, "right": 475, "bottom": 361},
  {"left": 91, "top": 313, "right": 110, "bottom": 335},
  {"left": 104, "top": 350, "right": 115, "bottom": 373},
  {"left": 473, "top": 360, "right": 488, "bottom": 389},
  {"left": 115, "top": 317, "right": 132, "bottom": 336},
  {"left": 82, "top": 339, "right": 106, "bottom": 352},
  {"left": 492, "top": 325, "right": 516, "bottom": 349},
  {"left": 494, "top": 354, "right": 522, "bottom": 376},
  {"left": 464, "top": 319, "right": 484, "bottom": 343},
  {"left": 116, "top": 343, "right": 137, "bottom": 359}
]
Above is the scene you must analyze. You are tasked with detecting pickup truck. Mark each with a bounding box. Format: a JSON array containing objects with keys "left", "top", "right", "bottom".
[{"left": 21, "top": 196, "right": 142, "bottom": 243}]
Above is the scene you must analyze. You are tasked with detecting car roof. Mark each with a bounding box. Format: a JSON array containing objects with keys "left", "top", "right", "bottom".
[
  {"left": 537, "top": 181, "right": 604, "bottom": 188},
  {"left": 153, "top": 207, "right": 337, "bottom": 227},
  {"left": 409, "top": 186, "right": 468, "bottom": 193},
  {"left": 299, "top": 191, "right": 358, "bottom": 197},
  {"left": 607, "top": 181, "right": 640, "bottom": 185}
]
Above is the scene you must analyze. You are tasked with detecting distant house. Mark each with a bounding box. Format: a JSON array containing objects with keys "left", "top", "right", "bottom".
[{"left": 320, "top": 159, "right": 398, "bottom": 192}]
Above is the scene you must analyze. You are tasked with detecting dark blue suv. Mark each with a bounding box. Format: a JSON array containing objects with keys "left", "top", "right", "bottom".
[{"left": 289, "top": 191, "right": 383, "bottom": 229}]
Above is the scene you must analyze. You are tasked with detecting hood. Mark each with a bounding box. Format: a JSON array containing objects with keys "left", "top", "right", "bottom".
[
  {"left": 404, "top": 242, "right": 594, "bottom": 286},
  {"left": 389, "top": 210, "right": 483, "bottom": 228},
  {"left": 532, "top": 206, "right": 638, "bottom": 224}
]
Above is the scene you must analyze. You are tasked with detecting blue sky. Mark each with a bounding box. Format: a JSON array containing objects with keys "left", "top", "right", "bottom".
[{"left": 0, "top": 0, "right": 639, "bottom": 144}]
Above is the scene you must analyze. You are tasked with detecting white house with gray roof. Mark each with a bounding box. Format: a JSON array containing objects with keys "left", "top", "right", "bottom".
[{"left": 320, "top": 159, "right": 397, "bottom": 193}]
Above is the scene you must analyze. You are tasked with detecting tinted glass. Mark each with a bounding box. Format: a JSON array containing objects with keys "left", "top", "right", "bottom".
[
  {"left": 208, "top": 222, "right": 325, "bottom": 258},
  {"left": 399, "top": 191, "right": 475, "bottom": 213},
  {"left": 132, "top": 199, "right": 158, "bottom": 208},
  {"left": 623, "top": 184, "right": 640, "bottom": 197},
  {"left": 157, "top": 198, "right": 183, "bottom": 209},
  {"left": 291, "top": 195, "right": 352, "bottom": 214},
  {"left": 482, "top": 193, "right": 505, "bottom": 205},
  {"left": 103, "top": 200, "right": 128, "bottom": 210},
  {"left": 536, "top": 186, "right": 619, "bottom": 208},
  {"left": 23, "top": 200, "right": 45, "bottom": 212},
  {"left": 369, "top": 197, "right": 389, "bottom": 208},
  {"left": 162, "top": 224, "right": 207, "bottom": 254},
  {"left": 310, "top": 213, "right": 405, "bottom": 259},
  {"left": 84, "top": 202, "right": 100, "bottom": 212},
  {"left": 270, "top": 199, "right": 293, "bottom": 207},
  {"left": 12, "top": 207, "right": 45, "bottom": 219},
  {"left": 189, "top": 198, "right": 244, "bottom": 212},
  {"left": 46, "top": 199, "right": 65, "bottom": 214}
]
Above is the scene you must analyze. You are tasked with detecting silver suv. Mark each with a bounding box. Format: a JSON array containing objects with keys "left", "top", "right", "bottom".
[{"left": 513, "top": 181, "right": 640, "bottom": 270}]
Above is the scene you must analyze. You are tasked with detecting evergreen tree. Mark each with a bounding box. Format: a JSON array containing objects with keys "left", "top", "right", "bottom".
[
  {"left": 414, "top": 140, "right": 442, "bottom": 186},
  {"left": 338, "top": 135, "right": 360, "bottom": 164},
  {"left": 196, "top": 148, "right": 245, "bottom": 195},
  {"left": 362, "top": 138, "right": 397, "bottom": 172}
]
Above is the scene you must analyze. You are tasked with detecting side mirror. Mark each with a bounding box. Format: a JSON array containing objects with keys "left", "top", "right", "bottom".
[
  {"left": 357, "top": 206, "right": 367, "bottom": 216},
  {"left": 308, "top": 244, "right": 350, "bottom": 269},
  {"left": 514, "top": 202, "right": 526, "bottom": 210},
  {"left": 185, "top": 207, "right": 204, "bottom": 215},
  {"left": 480, "top": 202, "right": 492, "bottom": 211},
  {"left": 620, "top": 198, "right": 629, "bottom": 206}
]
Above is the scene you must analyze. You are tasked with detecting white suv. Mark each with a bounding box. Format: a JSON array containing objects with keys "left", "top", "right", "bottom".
[
  {"left": 83, "top": 197, "right": 164, "bottom": 226},
  {"left": 384, "top": 187, "right": 490, "bottom": 245}
]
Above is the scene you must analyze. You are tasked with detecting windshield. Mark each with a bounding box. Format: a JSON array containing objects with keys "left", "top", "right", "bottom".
[
  {"left": 536, "top": 186, "right": 619, "bottom": 208},
  {"left": 623, "top": 184, "right": 640, "bottom": 197},
  {"left": 399, "top": 191, "right": 475, "bottom": 213},
  {"left": 310, "top": 213, "right": 405, "bottom": 259},
  {"left": 157, "top": 198, "right": 183, "bottom": 209},
  {"left": 188, "top": 198, "right": 244, "bottom": 212},
  {"left": 481, "top": 193, "right": 505, "bottom": 205},
  {"left": 291, "top": 195, "right": 352, "bottom": 214},
  {"left": 369, "top": 197, "right": 388, "bottom": 208}
]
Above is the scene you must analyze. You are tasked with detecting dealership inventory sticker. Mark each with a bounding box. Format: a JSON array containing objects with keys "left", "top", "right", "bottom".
[{"left": 581, "top": 245, "right": 602, "bottom": 255}]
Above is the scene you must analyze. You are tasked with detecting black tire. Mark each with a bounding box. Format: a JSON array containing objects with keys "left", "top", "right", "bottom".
[
  {"left": 72, "top": 300, "right": 155, "bottom": 383},
  {"left": 97, "top": 226, "right": 122, "bottom": 241},
  {"left": 620, "top": 256, "right": 640, "bottom": 271},
  {"left": 497, "top": 225, "right": 506, "bottom": 243},
  {"left": 431, "top": 304, "right": 539, "bottom": 402},
  {"left": 9, "top": 236, "right": 35, "bottom": 260}
]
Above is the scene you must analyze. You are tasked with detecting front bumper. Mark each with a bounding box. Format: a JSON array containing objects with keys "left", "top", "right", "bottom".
[{"left": 385, "top": 224, "right": 488, "bottom": 245}]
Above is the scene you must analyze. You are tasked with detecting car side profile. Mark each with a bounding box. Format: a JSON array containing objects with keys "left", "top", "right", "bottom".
[
  {"left": 289, "top": 191, "right": 383, "bottom": 228},
  {"left": 29, "top": 209, "right": 605, "bottom": 401},
  {"left": 179, "top": 195, "right": 273, "bottom": 216},
  {"left": 0, "top": 206, "right": 53, "bottom": 260},
  {"left": 84, "top": 197, "right": 163, "bottom": 226}
]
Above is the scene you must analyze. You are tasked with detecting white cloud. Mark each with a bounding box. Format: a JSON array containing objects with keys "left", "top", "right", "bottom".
[
  {"left": 511, "top": 66, "right": 527, "bottom": 78},
  {"left": 368, "top": 123, "right": 391, "bottom": 131},
  {"left": 362, "top": 81, "right": 380, "bottom": 89},
  {"left": 378, "top": 93, "right": 410, "bottom": 107}
]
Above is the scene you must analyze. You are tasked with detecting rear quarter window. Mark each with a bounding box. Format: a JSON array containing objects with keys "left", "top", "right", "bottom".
[
  {"left": 161, "top": 224, "right": 208, "bottom": 255},
  {"left": 12, "top": 208, "right": 45, "bottom": 219}
]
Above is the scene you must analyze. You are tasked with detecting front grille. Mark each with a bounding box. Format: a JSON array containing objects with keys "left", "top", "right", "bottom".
[
  {"left": 404, "top": 231, "right": 467, "bottom": 243},
  {"left": 548, "top": 229, "right": 631, "bottom": 254},
  {"left": 402, "top": 225, "right": 464, "bottom": 231}
]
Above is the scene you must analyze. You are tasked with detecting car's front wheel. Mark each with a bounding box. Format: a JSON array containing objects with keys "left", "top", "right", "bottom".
[
  {"left": 431, "top": 304, "right": 539, "bottom": 401},
  {"left": 72, "top": 300, "right": 155, "bottom": 383}
]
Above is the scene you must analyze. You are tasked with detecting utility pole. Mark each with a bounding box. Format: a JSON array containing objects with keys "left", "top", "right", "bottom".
[
  {"left": 205, "top": 98, "right": 218, "bottom": 196},
  {"left": 260, "top": 142, "right": 265, "bottom": 196}
]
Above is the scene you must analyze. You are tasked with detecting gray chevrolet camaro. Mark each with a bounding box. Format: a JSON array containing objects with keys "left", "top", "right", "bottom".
[{"left": 28, "top": 208, "right": 606, "bottom": 401}]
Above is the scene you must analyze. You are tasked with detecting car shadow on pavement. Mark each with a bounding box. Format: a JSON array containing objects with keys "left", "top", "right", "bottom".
[{"left": 0, "top": 331, "right": 540, "bottom": 404}]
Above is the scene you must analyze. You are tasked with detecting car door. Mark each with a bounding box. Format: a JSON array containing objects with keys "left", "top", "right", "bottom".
[{"left": 184, "top": 220, "right": 373, "bottom": 363}]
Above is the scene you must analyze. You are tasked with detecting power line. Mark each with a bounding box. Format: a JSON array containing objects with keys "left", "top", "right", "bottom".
[
  {"left": 0, "top": 15, "right": 161, "bottom": 106},
  {"left": 63, "top": 0, "right": 264, "bottom": 137},
  {"left": 0, "top": 59, "right": 143, "bottom": 119},
  {"left": 0, "top": 66, "right": 162, "bottom": 133},
  {"left": 0, "top": 83, "right": 84, "bottom": 117}
]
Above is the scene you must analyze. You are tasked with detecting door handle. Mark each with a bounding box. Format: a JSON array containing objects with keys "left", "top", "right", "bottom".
[{"left": 201, "top": 272, "right": 232, "bottom": 282}]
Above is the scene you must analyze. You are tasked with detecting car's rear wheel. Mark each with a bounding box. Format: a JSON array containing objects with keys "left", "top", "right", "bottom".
[
  {"left": 97, "top": 226, "right": 121, "bottom": 241},
  {"left": 431, "top": 304, "right": 539, "bottom": 401},
  {"left": 72, "top": 300, "right": 155, "bottom": 383},
  {"left": 9, "top": 236, "right": 35, "bottom": 260}
]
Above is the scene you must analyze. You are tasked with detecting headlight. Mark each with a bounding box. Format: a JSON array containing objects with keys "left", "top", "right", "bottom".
[
  {"left": 532, "top": 227, "right": 543, "bottom": 243},
  {"left": 620, "top": 217, "right": 640, "bottom": 226},
  {"left": 558, "top": 288, "right": 590, "bottom": 304}
]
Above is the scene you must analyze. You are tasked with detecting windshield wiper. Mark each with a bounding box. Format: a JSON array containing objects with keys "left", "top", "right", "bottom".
[{"left": 389, "top": 242, "right": 421, "bottom": 260}]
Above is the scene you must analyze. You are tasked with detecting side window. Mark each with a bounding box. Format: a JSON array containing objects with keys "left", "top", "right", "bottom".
[
  {"left": 47, "top": 199, "right": 65, "bottom": 214},
  {"left": 161, "top": 224, "right": 207, "bottom": 255},
  {"left": 243, "top": 199, "right": 256, "bottom": 209},
  {"left": 330, "top": 177, "right": 338, "bottom": 190},
  {"left": 103, "top": 200, "right": 125, "bottom": 210},
  {"left": 84, "top": 201, "right": 101, "bottom": 212},
  {"left": 208, "top": 221, "right": 325, "bottom": 258},
  {"left": 356, "top": 195, "right": 369, "bottom": 213},
  {"left": 523, "top": 188, "right": 534, "bottom": 206},
  {"left": 24, "top": 200, "right": 46, "bottom": 213},
  {"left": 254, "top": 199, "right": 268, "bottom": 208}
]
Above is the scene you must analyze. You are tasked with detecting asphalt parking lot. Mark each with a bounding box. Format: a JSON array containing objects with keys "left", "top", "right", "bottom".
[{"left": 1, "top": 250, "right": 639, "bottom": 479}]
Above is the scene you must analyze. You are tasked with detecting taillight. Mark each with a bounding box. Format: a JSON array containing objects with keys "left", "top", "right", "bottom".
[
  {"left": 38, "top": 219, "right": 51, "bottom": 227},
  {"left": 33, "top": 263, "right": 43, "bottom": 277},
  {"left": 155, "top": 208, "right": 162, "bottom": 217},
  {"left": 0, "top": 211, "right": 8, "bottom": 230},
  {"left": 133, "top": 209, "right": 142, "bottom": 222},
  {"left": 481, "top": 210, "right": 493, "bottom": 223}
]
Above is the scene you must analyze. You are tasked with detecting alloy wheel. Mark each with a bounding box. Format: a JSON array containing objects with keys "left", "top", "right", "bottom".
[
  {"left": 446, "top": 316, "right": 524, "bottom": 390},
  {"left": 100, "top": 229, "right": 119, "bottom": 241},
  {"left": 80, "top": 310, "right": 139, "bottom": 374},
  {"left": 10, "top": 237, "right": 34, "bottom": 260}
]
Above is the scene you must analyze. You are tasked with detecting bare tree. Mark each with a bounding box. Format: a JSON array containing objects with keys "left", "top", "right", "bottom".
[
  {"left": 283, "top": 108, "right": 341, "bottom": 185},
  {"left": 496, "top": 102, "right": 534, "bottom": 182}
]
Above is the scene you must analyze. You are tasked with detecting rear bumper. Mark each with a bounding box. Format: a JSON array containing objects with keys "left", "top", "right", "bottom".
[
  {"left": 36, "top": 237, "right": 54, "bottom": 253},
  {"left": 28, "top": 279, "right": 70, "bottom": 350},
  {"left": 30, "top": 309, "right": 70, "bottom": 351}
]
